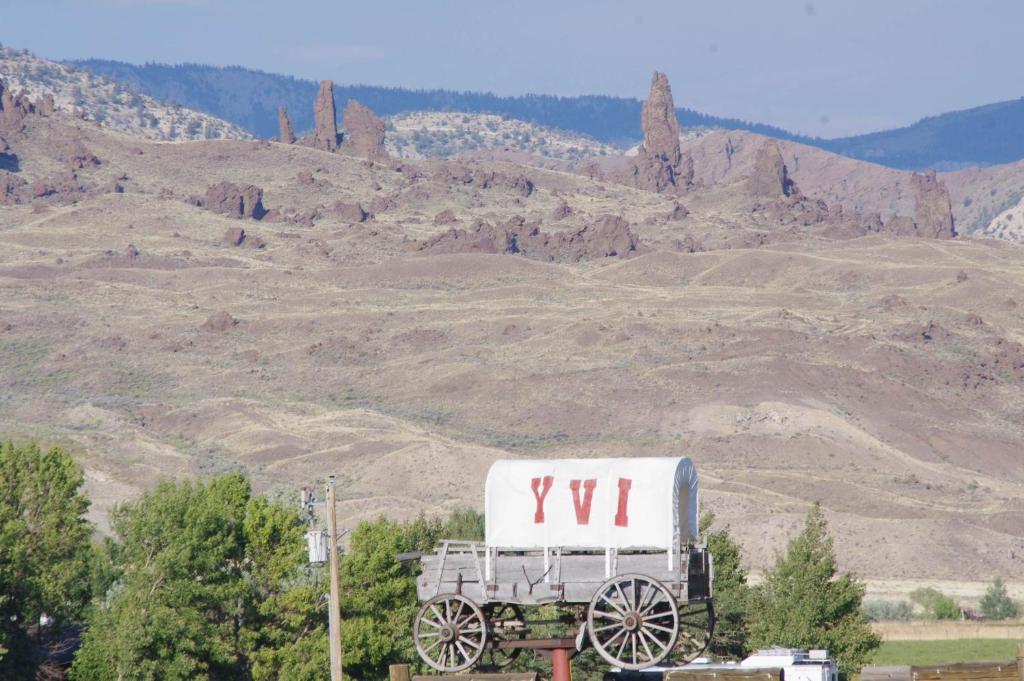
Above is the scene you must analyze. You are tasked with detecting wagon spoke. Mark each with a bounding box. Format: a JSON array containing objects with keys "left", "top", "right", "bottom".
[
  {"left": 455, "top": 640, "right": 471, "bottom": 663},
  {"left": 592, "top": 608, "right": 625, "bottom": 621},
  {"left": 643, "top": 611, "right": 676, "bottom": 620},
  {"left": 643, "top": 622, "right": 676, "bottom": 634},
  {"left": 615, "top": 631, "right": 630, "bottom": 661},
  {"left": 592, "top": 622, "right": 625, "bottom": 633},
  {"left": 638, "top": 629, "right": 654, "bottom": 661},
  {"left": 453, "top": 599, "right": 465, "bottom": 623},
  {"left": 459, "top": 635, "right": 483, "bottom": 650},
  {"left": 631, "top": 633, "right": 637, "bottom": 664},
  {"left": 422, "top": 637, "right": 442, "bottom": 653},
  {"left": 420, "top": 617, "right": 443, "bottom": 629},
  {"left": 640, "top": 628, "right": 669, "bottom": 653},
  {"left": 614, "top": 583, "right": 631, "bottom": 612},
  {"left": 603, "top": 626, "right": 628, "bottom": 649}
]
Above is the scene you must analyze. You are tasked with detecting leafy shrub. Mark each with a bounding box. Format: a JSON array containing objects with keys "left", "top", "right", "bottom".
[{"left": 863, "top": 600, "right": 914, "bottom": 622}]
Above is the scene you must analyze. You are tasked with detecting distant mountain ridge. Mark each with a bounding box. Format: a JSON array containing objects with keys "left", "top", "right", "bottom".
[
  {"left": 818, "top": 97, "right": 1024, "bottom": 170},
  {"left": 72, "top": 58, "right": 1024, "bottom": 171},
  {"left": 70, "top": 59, "right": 802, "bottom": 147}
]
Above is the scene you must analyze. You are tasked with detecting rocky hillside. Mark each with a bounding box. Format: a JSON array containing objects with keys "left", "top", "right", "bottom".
[
  {"left": 385, "top": 111, "right": 618, "bottom": 161},
  {"left": 0, "top": 47, "right": 250, "bottom": 141},
  {"left": 979, "top": 195, "right": 1024, "bottom": 242}
]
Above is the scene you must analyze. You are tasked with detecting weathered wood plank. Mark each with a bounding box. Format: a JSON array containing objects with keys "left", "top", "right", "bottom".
[
  {"left": 412, "top": 673, "right": 538, "bottom": 681},
  {"left": 911, "top": 662, "right": 1019, "bottom": 681},
  {"left": 664, "top": 669, "right": 782, "bottom": 681},
  {"left": 861, "top": 665, "right": 912, "bottom": 681}
]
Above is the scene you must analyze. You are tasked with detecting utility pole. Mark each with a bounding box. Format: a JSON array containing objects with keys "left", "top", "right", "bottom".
[{"left": 327, "top": 475, "right": 343, "bottom": 681}]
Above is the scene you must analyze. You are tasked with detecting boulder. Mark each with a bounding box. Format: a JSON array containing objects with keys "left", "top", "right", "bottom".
[
  {"left": 551, "top": 200, "right": 573, "bottom": 219},
  {"left": 223, "top": 227, "right": 246, "bottom": 246},
  {"left": 201, "top": 311, "right": 238, "bottom": 333},
  {"left": 333, "top": 201, "right": 368, "bottom": 223},
  {"left": 666, "top": 202, "right": 690, "bottom": 221},
  {"left": 278, "top": 105, "right": 296, "bottom": 144},
  {"left": 433, "top": 209, "right": 457, "bottom": 225},
  {"left": 202, "top": 182, "right": 266, "bottom": 220},
  {"left": 312, "top": 80, "right": 339, "bottom": 152},
  {"left": 340, "top": 99, "right": 388, "bottom": 159},
  {"left": 748, "top": 140, "right": 796, "bottom": 197}
]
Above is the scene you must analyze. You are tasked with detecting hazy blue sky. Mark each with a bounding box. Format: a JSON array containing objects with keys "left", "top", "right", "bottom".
[{"left": 2, "top": 0, "right": 1021, "bottom": 138}]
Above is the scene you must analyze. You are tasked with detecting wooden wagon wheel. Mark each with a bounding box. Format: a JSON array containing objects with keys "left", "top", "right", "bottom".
[
  {"left": 586, "top": 574, "right": 679, "bottom": 670},
  {"left": 413, "top": 594, "right": 488, "bottom": 672},
  {"left": 672, "top": 600, "right": 715, "bottom": 664},
  {"left": 480, "top": 603, "right": 526, "bottom": 669}
]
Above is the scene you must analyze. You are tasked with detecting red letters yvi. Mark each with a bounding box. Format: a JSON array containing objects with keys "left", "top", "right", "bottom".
[
  {"left": 531, "top": 476, "right": 554, "bottom": 523},
  {"left": 614, "top": 478, "right": 632, "bottom": 527},
  {"left": 569, "top": 479, "right": 597, "bottom": 524}
]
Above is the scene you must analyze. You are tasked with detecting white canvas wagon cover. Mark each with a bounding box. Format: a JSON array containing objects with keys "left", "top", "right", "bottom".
[{"left": 484, "top": 457, "right": 699, "bottom": 551}]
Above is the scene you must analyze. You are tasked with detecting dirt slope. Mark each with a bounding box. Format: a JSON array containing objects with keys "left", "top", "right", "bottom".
[{"left": 0, "top": 111, "right": 1022, "bottom": 582}]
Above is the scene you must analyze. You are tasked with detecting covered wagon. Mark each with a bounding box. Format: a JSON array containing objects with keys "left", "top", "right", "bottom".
[{"left": 413, "top": 457, "right": 714, "bottom": 672}]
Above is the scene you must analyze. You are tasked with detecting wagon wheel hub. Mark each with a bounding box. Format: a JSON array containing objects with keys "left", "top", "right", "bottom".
[
  {"left": 439, "top": 625, "right": 457, "bottom": 643},
  {"left": 622, "top": 613, "right": 642, "bottom": 632}
]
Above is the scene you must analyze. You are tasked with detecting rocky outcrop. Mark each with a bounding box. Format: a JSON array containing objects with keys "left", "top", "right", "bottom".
[
  {"left": 0, "top": 134, "right": 15, "bottom": 172},
  {"left": 201, "top": 182, "right": 266, "bottom": 220},
  {"left": 312, "top": 81, "right": 339, "bottom": 152},
  {"left": 431, "top": 162, "right": 535, "bottom": 197},
  {"left": 1, "top": 170, "right": 28, "bottom": 205},
  {"left": 340, "top": 99, "right": 388, "bottom": 159},
  {"left": 201, "top": 311, "right": 238, "bottom": 332},
  {"left": 278, "top": 105, "right": 296, "bottom": 144},
  {"left": 35, "top": 94, "right": 55, "bottom": 116},
  {"left": 59, "top": 140, "right": 100, "bottom": 170},
  {"left": 912, "top": 169, "right": 956, "bottom": 239},
  {"left": 0, "top": 79, "right": 52, "bottom": 131},
  {"left": 748, "top": 141, "right": 796, "bottom": 197},
  {"left": 880, "top": 170, "right": 956, "bottom": 239},
  {"left": 332, "top": 201, "right": 368, "bottom": 223},
  {"left": 418, "top": 214, "right": 638, "bottom": 262},
  {"left": 631, "top": 72, "right": 688, "bottom": 192}
]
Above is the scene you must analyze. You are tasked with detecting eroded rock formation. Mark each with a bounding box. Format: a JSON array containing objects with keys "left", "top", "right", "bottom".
[
  {"left": 201, "top": 182, "right": 266, "bottom": 220},
  {"left": 748, "top": 140, "right": 796, "bottom": 197},
  {"left": 312, "top": 81, "right": 339, "bottom": 152},
  {"left": 631, "top": 72, "right": 688, "bottom": 193},
  {"left": 418, "top": 214, "right": 637, "bottom": 262},
  {"left": 912, "top": 169, "right": 956, "bottom": 239},
  {"left": 278, "top": 105, "right": 296, "bottom": 145},
  {"left": 340, "top": 99, "right": 388, "bottom": 159}
]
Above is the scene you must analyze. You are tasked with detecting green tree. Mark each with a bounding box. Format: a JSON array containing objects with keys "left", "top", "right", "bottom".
[
  {"left": 444, "top": 507, "right": 485, "bottom": 541},
  {"left": 979, "top": 578, "right": 1018, "bottom": 621},
  {"left": 0, "top": 441, "right": 95, "bottom": 679},
  {"left": 70, "top": 473, "right": 326, "bottom": 681},
  {"left": 909, "top": 587, "right": 960, "bottom": 620},
  {"left": 340, "top": 515, "right": 445, "bottom": 681},
  {"left": 700, "top": 512, "right": 753, "bottom": 659},
  {"left": 748, "top": 503, "right": 880, "bottom": 677}
]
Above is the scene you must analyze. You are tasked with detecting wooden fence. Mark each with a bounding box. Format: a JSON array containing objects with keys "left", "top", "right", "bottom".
[{"left": 863, "top": 644, "right": 1024, "bottom": 681}]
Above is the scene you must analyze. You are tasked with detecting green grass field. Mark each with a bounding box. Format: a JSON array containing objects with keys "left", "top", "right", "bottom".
[{"left": 871, "top": 639, "right": 1020, "bottom": 665}]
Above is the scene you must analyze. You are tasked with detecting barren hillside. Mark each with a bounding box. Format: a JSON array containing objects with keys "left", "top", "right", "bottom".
[{"left": 1, "top": 98, "right": 1023, "bottom": 586}]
